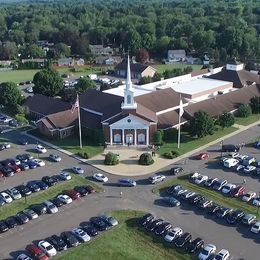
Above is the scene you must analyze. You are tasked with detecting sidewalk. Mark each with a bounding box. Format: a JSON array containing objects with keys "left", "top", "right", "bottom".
[{"left": 24, "top": 120, "right": 260, "bottom": 176}]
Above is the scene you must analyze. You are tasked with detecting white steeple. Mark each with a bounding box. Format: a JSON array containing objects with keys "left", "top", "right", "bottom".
[{"left": 121, "top": 55, "right": 137, "bottom": 109}]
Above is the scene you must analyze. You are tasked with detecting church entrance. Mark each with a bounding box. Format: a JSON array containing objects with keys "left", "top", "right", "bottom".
[{"left": 125, "top": 134, "right": 133, "bottom": 145}]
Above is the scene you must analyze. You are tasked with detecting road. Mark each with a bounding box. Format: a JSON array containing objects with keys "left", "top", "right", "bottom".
[{"left": 0, "top": 125, "right": 259, "bottom": 259}]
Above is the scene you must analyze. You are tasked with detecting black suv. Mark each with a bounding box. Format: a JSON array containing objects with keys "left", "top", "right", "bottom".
[
  {"left": 46, "top": 235, "right": 67, "bottom": 251},
  {"left": 226, "top": 210, "right": 245, "bottom": 224},
  {"left": 30, "top": 204, "right": 47, "bottom": 215},
  {"left": 185, "top": 237, "right": 204, "bottom": 253},
  {"left": 175, "top": 232, "right": 192, "bottom": 248},
  {"left": 222, "top": 144, "right": 240, "bottom": 152},
  {"left": 139, "top": 213, "right": 154, "bottom": 227}
]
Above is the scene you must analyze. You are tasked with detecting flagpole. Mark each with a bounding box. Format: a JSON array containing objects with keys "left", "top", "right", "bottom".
[
  {"left": 177, "top": 94, "right": 182, "bottom": 149},
  {"left": 77, "top": 94, "right": 83, "bottom": 149}
]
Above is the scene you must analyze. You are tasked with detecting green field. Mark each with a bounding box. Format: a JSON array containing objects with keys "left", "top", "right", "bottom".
[
  {"left": 159, "top": 126, "right": 238, "bottom": 157},
  {"left": 153, "top": 64, "right": 203, "bottom": 74},
  {"left": 153, "top": 175, "right": 259, "bottom": 217},
  {"left": 55, "top": 210, "right": 192, "bottom": 260},
  {"left": 0, "top": 175, "right": 102, "bottom": 220},
  {"left": 235, "top": 114, "right": 260, "bottom": 126}
]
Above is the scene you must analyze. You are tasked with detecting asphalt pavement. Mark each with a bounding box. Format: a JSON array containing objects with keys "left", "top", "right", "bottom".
[{"left": 0, "top": 125, "right": 259, "bottom": 259}]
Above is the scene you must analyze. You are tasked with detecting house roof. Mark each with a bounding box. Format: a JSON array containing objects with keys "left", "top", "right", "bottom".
[
  {"left": 23, "top": 94, "right": 71, "bottom": 116},
  {"left": 191, "top": 68, "right": 209, "bottom": 77},
  {"left": 115, "top": 62, "right": 153, "bottom": 73},
  {"left": 168, "top": 50, "right": 186, "bottom": 56},
  {"left": 80, "top": 109, "right": 102, "bottom": 129},
  {"left": 185, "top": 84, "right": 260, "bottom": 117},
  {"left": 157, "top": 109, "right": 188, "bottom": 129},
  {"left": 79, "top": 89, "right": 123, "bottom": 120},
  {"left": 40, "top": 110, "right": 77, "bottom": 129},
  {"left": 135, "top": 88, "right": 187, "bottom": 113},
  {"left": 207, "top": 68, "right": 260, "bottom": 88}
]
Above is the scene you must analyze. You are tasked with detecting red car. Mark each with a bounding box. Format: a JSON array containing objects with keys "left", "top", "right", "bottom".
[
  {"left": 64, "top": 189, "right": 81, "bottom": 200},
  {"left": 197, "top": 153, "right": 209, "bottom": 160},
  {"left": 230, "top": 186, "right": 245, "bottom": 197},
  {"left": 26, "top": 244, "right": 49, "bottom": 260},
  {"left": 9, "top": 164, "right": 21, "bottom": 173}
]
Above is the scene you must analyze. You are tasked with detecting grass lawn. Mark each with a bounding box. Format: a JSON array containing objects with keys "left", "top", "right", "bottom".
[
  {"left": 55, "top": 210, "right": 192, "bottom": 260},
  {"left": 0, "top": 175, "right": 102, "bottom": 220},
  {"left": 153, "top": 175, "right": 260, "bottom": 217},
  {"left": 29, "top": 129, "right": 103, "bottom": 158},
  {"left": 0, "top": 69, "right": 40, "bottom": 83},
  {"left": 235, "top": 114, "right": 260, "bottom": 126},
  {"left": 153, "top": 64, "right": 203, "bottom": 74},
  {"left": 159, "top": 126, "right": 238, "bottom": 157}
]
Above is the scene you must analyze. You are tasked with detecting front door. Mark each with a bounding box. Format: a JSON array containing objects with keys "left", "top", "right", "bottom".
[{"left": 125, "top": 134, "right": 133, "bottom": 144}]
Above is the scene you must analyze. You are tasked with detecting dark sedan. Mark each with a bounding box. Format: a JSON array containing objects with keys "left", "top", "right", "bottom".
[
  {"left": 90, "top": 217, "right": 109, "bottom": 231},
  {"left": 139, "top": 213, "right": 154, "bottom": 227},
  {"left": 60, "top": 231, "right": 80, "bottom": 247},
  {"left": 0, "top": 220, "right": 8, "bottom": 233},
  {"left": 82, "top": 224, "right": 99, "bottom": 236},
  {"left": 27, "top": 182, "right": 41, "bottom": 192},
  {"left": 207, "top": 204, "right": 220, "bottom": 215},
  {"left": 15, "top": 212, "right": 29, "bottom": 225},
  {"left": 74, "top": 186, "right": 88, "bottom": 196},
  {"left": 46, "top": 234, "right": 67, "bottom": 251},
  {"left": 185, "top": 237, "right": 204, "bottom": 253},
  {"left": 51, "top": 197, "right": 64, "bottom": 207},
  {"left": 5, "top": 216, "right": 18, "bottom": 229},
  {"left": 146, "top": 219, "right": 164, "bottom": 232},
  {"left": 170, "top": 167, "right": 184, "bottom": 175},
  {"left": 35, "top": 180, "right": 49, "bottom": 190},
  {"left": 154, "top": 222, "right": 172, "bottom": 236},
  {"left": 30, "top": 204, "right": 47, "bottom": 215},
  {"left": 15, "top": 185, "right": 32, "bottom": 196},
  {"left": 175, "top": 232, "right": 192, "bottom": 248},
  {"left": 226, "top": 209, "right": 245, "bottom": 224},
  {"left": 42, "top": 176, "right": 58, "bottom": 186}
]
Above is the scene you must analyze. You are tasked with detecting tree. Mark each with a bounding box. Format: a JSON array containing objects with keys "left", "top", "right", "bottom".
[
  {"left": 218, "top": 112, "right": 235, "bottom": 128},
  {"left": 237, "top": 104, "right": 252, "bottom": 118},
  {"left": 250, "top": 96, "right": 260, "bottom": 114},
  {"left": 135, "top": 48, "right": 149, "bottom": 64},
  {"left": 190, "top": 111, "right": 215, "bottom": 138},
  {"left": 0, "top": 41, "right": 17, "bottom": 60},
  {"left": 75, "top": 78, "right": 96, "bottom": 93},
  {"left": 20, "top": 44, "right": 45, "bottom": 59},
  {"left": 0, "top": 82, "right": 22, "bottom": 108},
  {"left": 139, "top": 76, "right": 152, "bottom": 85},
  {"left": 53, "top": 43, "right": 71, "bottom": 59},
  {"left": 152, "top": 72, "right": 163, "bottom": 82},
  {"left": 33, "top": 68, "right": 63, "bottom": 97}
]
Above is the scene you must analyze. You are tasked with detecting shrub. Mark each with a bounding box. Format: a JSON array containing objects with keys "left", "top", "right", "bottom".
[
  {"left": 163, "top": 150, "right": 180, "bottom": 159},
  {"left": 154, "top": 130, "right": 163, "bottom": 145},
  {"left": 104, "top": 152, "right": 119, "bottom": 165},
  {"left": 77, "top": 151, "right": 89, "bottom": 159},
  {"left": 237, "top": 104, "right": 252, "bottom": 118},
  {"left": 138, "top": 153, "right": 154, "bottom": 165},
  {"left": 15, "top": 113, "right": 29, "bottom": 124}
]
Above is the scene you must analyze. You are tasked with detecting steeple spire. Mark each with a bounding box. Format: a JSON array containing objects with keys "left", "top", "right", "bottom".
[{"left": 126, "top": 55, "right": 132, "bottom": 90}]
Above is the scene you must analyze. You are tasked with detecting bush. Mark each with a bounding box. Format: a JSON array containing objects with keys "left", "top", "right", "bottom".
[
  {"left": 15, "top": 113, "right": 29, "bottom": 124},
  {"left": 163, "top": 150, "right": 180, "bottom": 159},
  {"left": 154, "top": 130, "right": 163, "bottom": 145},
  {"left": 237, "top": 104, "right": 252, "bottom": 118},
  {"left": 104, "top": 152, "right": 119, "bottom": 165},
  {"left": 77, "top": 151, "right": 89, "bottom": 159},
  {"left": 138, "top": 153, "right": 154, "bottom": 165}
]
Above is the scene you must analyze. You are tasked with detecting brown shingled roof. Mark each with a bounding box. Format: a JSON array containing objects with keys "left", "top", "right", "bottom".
[
  {"left": 207, "top": 68, "right": 260, "bottom": 88},
  {"left": 23, "top": 94, "right": 71, "bottom": 116},
  {"left": 115, "top": 62, "right": 154, "bottom": 73},
  {"left": 158, "top": 110, "right": 188, "bottom": 129},
  {"left": 191, "top": 68, "right": 209, "bottom": 77},
  {"left": 185, "top": 84, "right": 260, "bottom": 117},
  {"left": 135, "top": 88, "right": 187, "bottom": 113},
  {"left": 80, "top": 109, "right": 102, "bottom": 129}
]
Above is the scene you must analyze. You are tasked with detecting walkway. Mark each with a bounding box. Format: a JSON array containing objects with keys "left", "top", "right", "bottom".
[{"left": 25, "top": 120, "right": 260, "bottom": 176}]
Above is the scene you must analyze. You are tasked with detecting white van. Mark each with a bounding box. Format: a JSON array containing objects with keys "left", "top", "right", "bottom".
[
  {"left": 223, "top": 158, "right": 239, "bottom": 168},
  {"left": 149, "top": 175, "right": 166, "bottom": 184}
]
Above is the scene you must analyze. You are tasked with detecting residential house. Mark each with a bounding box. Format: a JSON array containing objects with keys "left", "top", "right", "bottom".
[
  {"left": 167, "top": 50, "right": 186, "bottom": 62},
  {"left": 89, "top": 45, "right": 113, "bottom": 56}
]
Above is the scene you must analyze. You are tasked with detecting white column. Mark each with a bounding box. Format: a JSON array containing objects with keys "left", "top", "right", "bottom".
[
  {"left": 110, "top": 128, "right": 113, "bottom": 145},
  {"left": 134, "top": 129, "right": 137, "bottom": 146},
  {"left": 122, "top": 129, "right": 125, "bottom": 145},
  {"left": 146, "top": 128, "right": 149, "bottom": 145}
]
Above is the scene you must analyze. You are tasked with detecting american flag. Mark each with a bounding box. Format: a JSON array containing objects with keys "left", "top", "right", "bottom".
[{"left": 71, "top": 95, "right": 79, "bottom": 113}]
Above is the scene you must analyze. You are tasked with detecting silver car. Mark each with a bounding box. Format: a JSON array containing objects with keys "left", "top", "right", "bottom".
[
  {"left": 71, "top": 228, "right": 90, "bottom": 242},
  {"left": 7, "top": 187, "right": 22, "bottom": 200},
  {"left": 43, "top": 200, "right": 58, "bottom": 214}
]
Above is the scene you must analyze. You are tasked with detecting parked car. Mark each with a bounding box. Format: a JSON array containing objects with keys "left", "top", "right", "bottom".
[
  {"left": 118, "top": 178, "right": 136, "bottom": 187},
  {"left": 16, "top": 253, "right": 32, "bottom": 260},
  {"left": 5, "top": 216, "right": 18, "bottom": 228},
  {"left": 32, "top": 159, "right": 45, "bottom": 167},
  {"left": 154, "top": 222, "right": 172, "bottom": 236},
  {"left": 93, "top": 173, "right": 108, "bottom": 182},
  {"left": 185, "top": 237, "right": 204, "bottom": 253},
  {"left": 35, "top": 180, "right": 49, "bottom": 190},
  {"left": 23, "top": 208, "right": 39, "bottom": 220},
  {"left": 207, "top": 204, "right": 221, "bottom": 215},
  {"left": 42, "top": 176, "right": 57, "bottom": 186},
  {"left": 19, "top": 163, "right": 30, "bottom": 171},
  {"left": 71, "top": 228, "right": 91, "bottom": 242},
  {"left": 161, "top": 196, "right": 181, "bottom": 206},
  {"left": 0, "top": 220, "right": 8, "bottom": 233},
  {"left": 99, "top": 214, "right": 118, "bottom": 227},
  {"left": 51, "top": 197, "right": 64, "bottom": 207},
  {"left": 221, "top": 184, "right": 236, "bottom": 194},
  {"left": 149, "top": 174, "right": 166, "bottom": 184},
  {"left": 30, "top": 204, "right": 47, "bottom": 215},
  {"left": 252, "top": 197, "right": 260, "bottom": 206},
  {"left": 18, "top": 137, "right": 28, "bottom": 145},
  {"left": 164, "top": 227, "right": 183, "bottom": 242},
  {"left": 15, "top": 212, "right": 29, "bottom": 225},
  {"left": 146, "top": 219, "right": 164, "bottom": 232},
  {"left": 26, "top": 244, "right": 48, "bottom": 260},
  {"left": 1, "top": 191, "right": 13, "bottom": 203},
  {"left": 197, "top": 152, "right": 209, "bottom": 160},
  {"left": 212, "top": 179, "right": 228, "bottom": 191},
  {"left": 216, "top": 207, "right": 233, "bottom": 218},
  {"left": 139, "top": 213, "right": 154, "bottom": 227},
  {"left": 60, "top": 231, "right": 80, "bottom": 247},
  {"left": 49, "top": 154, "right": 61, "bottom": 162},
  {"left": 46, "top": 235, "right": 67, "bottom": 251},
  {"left": 36, "top": 145, "right": 47, "bottom": 153},
  {"left": 174, "top": 232, "right": 192, "bottom": 248},
  {"left": 90, "top": 216, "right": 109, "bottom": 231},
  {"left": 74, "top": 186, "right": 88, "bottom": 196},
  {"left": 213, "top": 249, "right": 230, "bottom": 260},
  {"left": 38, "top": 240, "right": 57, "bottom": 257},
  {"left": 81, "top": 224, "right": 99, "bottom": 236},
  {"left": 188, "top": 194, "right": 204, "bottom": 205},
  {"left": 166, "top": 184, "right": 182, "bottom": 195},
  {"left": 230, "top": 186, "right": 245, "bottom": 197},
  {"left": 170, "top": 167, "right": 184, "bottom": 175},
  {"left": 242, "top": 191, "right": 256, "bottom": 202},
  {"left": 180, "top": 191, "right": 196, "bottom": 200},
  {"left": 6, "top": 188, "right": 22, "bottom": 200},
  {"left": 243, "top": 165, "right": 256, "bottom": 174},
  {"left": 253, "top": 141, "right": 260, "bottom": 149},
  {"left": 27, "top": 182, "right": 41, "bottom": 193},
  {"left": 27, "top": 160, "right": 38, "bottom": 169},
  {"left": 224, "top": 158, "right": 239, "bottom": 168},
  {"left": 241, "top": 214, "right": 256, "bottom": 225},
  {"left": 226, "top": 209, "right": 245, "bottom": 224},
  {"left": 198, "top": 244, "right": 217, "bottom": 260},
  {"left": 204, "top": 178, "right": 218, "bottom": 187},
  {"left": 72, "top": 166, "right": 84, "bottom": 174},
  {"left": 59, "top": 171, "right": 72, "bottom": 181},
  {"left": 15, "top": 185, "right": 32, "bottom": 196},
  {"left": 0, "top": 196, "right": 5, "bottom": 206},
  {"left": 194, "top": 175, "right": 208, "bottom": 185},
  {"left": 197, "top": 199, "right": 213, "bottom": 209},
  {"left": 233, "top": 164, "right": 245, "bottom": 172},
  {"left": 222, "top": 144, "right": 240, "bottom": 152},
  {"left": 85, "top": 185, "right": 96, "bottom": 193},
  {"left": 57, "top": 194, "right": 72, "bottom": 204},
  {"left": 43, "top": 200, "right": 58, "bottom": 214},
  {"left": 250, "top": 221, "right": 260, "bottom": 234},
  {"left": 64, "top": 189, "right": 81, "bottom": 200}
]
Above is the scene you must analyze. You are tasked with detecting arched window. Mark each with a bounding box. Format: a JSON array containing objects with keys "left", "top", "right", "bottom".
[{"left": 127, "top": 95, "right": 131, "bottom": 104}]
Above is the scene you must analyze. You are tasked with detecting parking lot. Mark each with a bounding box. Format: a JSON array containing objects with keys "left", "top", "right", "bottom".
[{"left": 0, "top": 124, "right": 259, "bottom": 259}]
